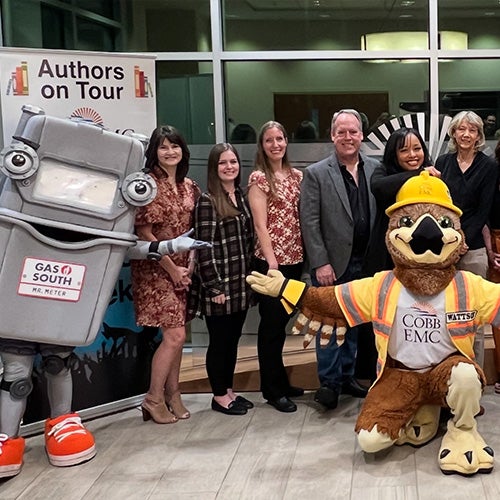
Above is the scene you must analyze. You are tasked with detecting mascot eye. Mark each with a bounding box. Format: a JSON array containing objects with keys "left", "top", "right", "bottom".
[
  {"left": 438, "top": 216, "right": 454, "bottom": 229},
  {"left": 398, "top": 216, "right": 414, "bottom": 228}
]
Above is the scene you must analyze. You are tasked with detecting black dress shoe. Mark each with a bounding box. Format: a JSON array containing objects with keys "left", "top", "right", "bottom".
[
  {"left": 286, "top": 386, "right": 305, "bottom": 398},
  {"left": 267, "top": 396, "right": 297, "bottom": 413},
  {"left": 314, "top": 386, "right": 339, "bottom": 409},
  {"left": 211, "top": 398, "right": 247, "bottom": 415},
  {"left": 234, "top": 395, "right": 254, "bottom": 409},
  {"left": 341, "top": 378, "right": 369, "bottom": 398}
]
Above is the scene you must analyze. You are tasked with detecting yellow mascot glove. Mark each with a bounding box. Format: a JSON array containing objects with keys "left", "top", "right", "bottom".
[{"left": 246, "top": 270, "right": 307, "bottom": 314}]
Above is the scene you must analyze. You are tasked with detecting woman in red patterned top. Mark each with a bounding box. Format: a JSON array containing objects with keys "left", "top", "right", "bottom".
[
  {"left": 248, "top": 121, "right": 304, "bottom": 413},
  {"left": 131, "top": 126, "right": 200, "bottom": 424}
]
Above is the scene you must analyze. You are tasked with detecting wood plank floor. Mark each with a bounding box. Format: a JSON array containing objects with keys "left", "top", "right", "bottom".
[{"left": 2, "top": 387, "right": 500, "bottom": 499}]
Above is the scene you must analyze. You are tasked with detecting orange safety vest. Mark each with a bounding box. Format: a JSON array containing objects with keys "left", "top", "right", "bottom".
[{"left": 336, "top": 271, "right": 490, "bottom": 381}]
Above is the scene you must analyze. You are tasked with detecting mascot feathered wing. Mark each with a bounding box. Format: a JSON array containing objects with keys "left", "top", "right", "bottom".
[{"left": 247, "top": 171, "right": 497, "bottom": 477}]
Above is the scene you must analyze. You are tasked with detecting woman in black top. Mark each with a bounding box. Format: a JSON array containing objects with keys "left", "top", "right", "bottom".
[
  {"left": 364, "top": 127, "right": 438, "bottom": 275},
  {"left": 188, "top": 143, "right": 255, "bottom": 415},
  {"left": 436, "top": 110, "right": 498, "bottom": 277}
]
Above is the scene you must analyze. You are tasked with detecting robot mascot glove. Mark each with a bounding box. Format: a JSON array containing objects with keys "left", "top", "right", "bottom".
[
  {"left": 246, "top": 270, "right": 348, "bottom": 348},
  {"left": 127, "top": 229, "right": 211, "bottom": 261}
]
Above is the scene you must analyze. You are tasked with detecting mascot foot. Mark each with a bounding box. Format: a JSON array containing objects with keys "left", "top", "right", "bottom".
[
  {"left": 395, "top": 404, "right": 440, "bottom": 447},
  {"left": 45, "top": 413, "right": 96, "bottom": 467},
  {"left": 0, "top": 434, "right": 25, "bottom": 478},
  {"left": 439, "top": 420, "right": 494, "bottom": 476}
]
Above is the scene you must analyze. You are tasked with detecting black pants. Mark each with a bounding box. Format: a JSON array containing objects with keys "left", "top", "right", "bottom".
[
  {"left": 253, "top": 258, "right": 303, "bottom": 400},
  {"left": 205, "top": 310, "right": 248, "bottom": 396}
]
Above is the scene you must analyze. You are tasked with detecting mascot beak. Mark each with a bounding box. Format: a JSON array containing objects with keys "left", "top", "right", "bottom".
[
  {"left": 409, "top": 215, "right": 445, "bottom": 255},
  {"left": 388, "top": 212, "right": 463, "bottom": 265}
]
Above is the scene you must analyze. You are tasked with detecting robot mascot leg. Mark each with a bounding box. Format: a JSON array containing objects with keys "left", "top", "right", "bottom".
[
  {"left": 0, "top": 343, "right": 96, "bottom": 478},
  {"left": 0, "top": 349, "right": 33, "bottom": 478},
  {"left": 41, "top": 346, "right": 96, "bottom": 468}
]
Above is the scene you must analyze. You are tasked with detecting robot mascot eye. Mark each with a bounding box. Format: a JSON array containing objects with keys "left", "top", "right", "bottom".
[
  {"left": 0, "top": 143, "right": 39, "bottom": 179},
  {"left": 121, "top": 171, "right": 158, "bottom": 206}
]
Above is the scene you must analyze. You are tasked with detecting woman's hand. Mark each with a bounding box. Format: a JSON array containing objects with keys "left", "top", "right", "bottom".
[
  {"left": 167, "top": 264, "right": 191, "bottom": 291},
  {"left": 488, "top": 250, "right": 500, "bottom": 271},
  {"left": 424, "top": 165, "right": 441, "bottom": 178},
  {"left": 211, "top": 293, "right": 226, "bottom": 304},
  {"left": 266, "top": 257, "right": 279, "bottom": 271}
]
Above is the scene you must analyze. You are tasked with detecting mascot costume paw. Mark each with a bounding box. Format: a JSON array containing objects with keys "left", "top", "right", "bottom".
[
  {"left": 0, "top": 106, "right": 209, "bottom": 479},
  {"left": 247, "top": 171, "right": 495, "bottom": 476}
]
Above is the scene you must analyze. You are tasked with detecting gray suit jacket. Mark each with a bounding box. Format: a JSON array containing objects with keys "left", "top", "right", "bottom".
[{"left": 300, "top": 152, "right": 379, "bottom": 278}]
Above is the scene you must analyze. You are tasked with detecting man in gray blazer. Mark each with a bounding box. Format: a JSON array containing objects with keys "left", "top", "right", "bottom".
[{"left": 300, "top": 109, "right": 379, "bottom": 409}]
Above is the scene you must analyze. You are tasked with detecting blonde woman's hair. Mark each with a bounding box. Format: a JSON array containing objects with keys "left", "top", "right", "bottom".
[{"left": 447, "top": 110, "right": 485, "bottom": 152}]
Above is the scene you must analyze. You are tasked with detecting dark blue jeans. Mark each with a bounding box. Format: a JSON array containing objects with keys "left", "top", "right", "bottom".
[{"left": 313, "top": 257, "right": 365, "bottom": 391}]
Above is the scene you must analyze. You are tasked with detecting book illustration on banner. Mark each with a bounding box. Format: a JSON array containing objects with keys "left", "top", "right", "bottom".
[
  {"left": 134, "top": 65, "right": 154, "bottom": 98},
  {"left": 6, "top": 60, "right": 29, "bottom": 96}
]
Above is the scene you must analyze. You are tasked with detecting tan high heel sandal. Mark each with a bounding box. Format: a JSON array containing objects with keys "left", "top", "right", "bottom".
[
  {"left": 141, "top": 396, "right": 178, "bottom": 424},
  {"left": 166, "top": 391, "right": 190, "bottom": 419}
]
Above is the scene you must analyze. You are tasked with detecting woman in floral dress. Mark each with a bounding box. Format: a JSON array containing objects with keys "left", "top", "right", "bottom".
[
  {"left": 248, "top": 121, "right": 304, "bottom": 413},
  {"left": 131, "top": 125, "right": 200, "bottom": 424}
]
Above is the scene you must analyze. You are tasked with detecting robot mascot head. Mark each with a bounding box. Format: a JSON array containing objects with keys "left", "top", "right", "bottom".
[{"left": 384, "top": 171, "right": 467, "bottom": 296}]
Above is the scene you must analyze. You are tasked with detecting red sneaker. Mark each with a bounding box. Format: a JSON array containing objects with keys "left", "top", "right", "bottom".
[
  {"left": 44, "top": 413, "right": 96, "bottom": 467},
  {"left": 0, "top": 434, "right": 25, "bottom": 478}
]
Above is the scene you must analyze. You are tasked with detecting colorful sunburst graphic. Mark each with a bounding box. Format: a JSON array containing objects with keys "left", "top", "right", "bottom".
[{"left": 70, "top": 107, "right": 104, "bottom": 126}]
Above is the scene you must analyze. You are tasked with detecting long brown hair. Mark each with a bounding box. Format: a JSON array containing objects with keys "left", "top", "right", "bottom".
[
  {"left": 254, "top": 121, "right": 290, "bottom": 195},
  {"left": 207, "top": 143, "right": 241, "bottom": 219}
]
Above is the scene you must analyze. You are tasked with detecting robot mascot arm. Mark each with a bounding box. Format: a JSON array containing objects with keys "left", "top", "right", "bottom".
[{"left": 127, "top": 229, "right": 211, "bottom": 261}]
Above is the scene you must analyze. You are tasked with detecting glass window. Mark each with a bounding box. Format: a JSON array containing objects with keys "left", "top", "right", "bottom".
[
  {"left": 438, "top": 58, "right": 500, "bottom": 156},
  {"left": 223, "top": 0, "right": 428, "bottom": 51},
  {"left": 75, "top": 0, "right": 119, "bottom": 19},
  {"left": 156, "top": 61, "right": 214, "bottom": 145},
  {"left": 225, "top": 59, "right": 429, "bottom": 143},
  {"left": 126, "top": 0, "right": 211, "bottom": 52},
  {"left": 3, "top": 0, "right": 121, "bottom": 51},
  {"left": 439, "top": 0, "right": 500, "bottom": 50},
  {"left": 76, "top": 17, "right": 117, "bottom": 52}
]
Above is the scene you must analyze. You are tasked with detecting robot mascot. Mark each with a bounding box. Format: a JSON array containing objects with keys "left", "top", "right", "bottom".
[
  {"left": 248, "top": 171, "right": 497, "bottom": 476},
  {"left": 0, "top": 106, "right": 208, "bottom": 478}
]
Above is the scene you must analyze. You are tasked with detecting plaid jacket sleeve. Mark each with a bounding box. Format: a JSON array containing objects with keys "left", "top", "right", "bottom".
[{"left": 194, "top": 194, "right": 224, "bottom": 296}]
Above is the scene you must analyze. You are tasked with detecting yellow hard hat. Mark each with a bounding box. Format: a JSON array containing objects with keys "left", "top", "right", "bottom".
[{"left": 386, "top": 170, "right": 462, "bottom": 216}]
